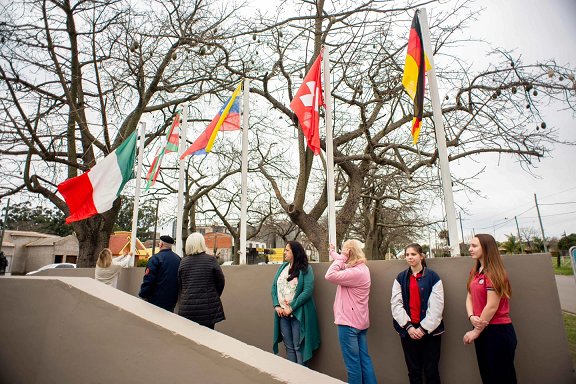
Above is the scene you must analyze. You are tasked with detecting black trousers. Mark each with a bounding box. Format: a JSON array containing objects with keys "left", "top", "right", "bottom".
[
  {"left": 400, "top": 334, "right": 442, "bottom": 384},
  {"left": 474, "top": 323, "right": 517, "bottom": 384}
]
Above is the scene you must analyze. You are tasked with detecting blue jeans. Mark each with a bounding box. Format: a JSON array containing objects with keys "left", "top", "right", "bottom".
[
  {"left": 338, "top": 325, "right": 377, "bottom": 384},
  {"left": 279, "top": 316, "right": 303, "bottom": 365}
]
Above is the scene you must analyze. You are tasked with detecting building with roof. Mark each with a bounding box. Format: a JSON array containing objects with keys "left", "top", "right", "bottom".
[
  {"left": 0, "top": 230, "right": 71, "bottom": 275},
  {"left": 0, "top": 230, "right": 149, "bottom": 274},
  {"left": 107, "top": 231, "right": 149, "bottom": 263},
  {"left": 26, "top": 235, "right": 79, "bottom": 273}
]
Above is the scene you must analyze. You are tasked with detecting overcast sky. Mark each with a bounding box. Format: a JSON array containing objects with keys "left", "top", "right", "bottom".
[{"left": 443, "top": 0, "right": 576, "bottom": 242}]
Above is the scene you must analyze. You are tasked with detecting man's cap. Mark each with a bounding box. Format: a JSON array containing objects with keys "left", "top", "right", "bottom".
[{"left": 159, "top": 235, "right": 175, "bottom": 245}]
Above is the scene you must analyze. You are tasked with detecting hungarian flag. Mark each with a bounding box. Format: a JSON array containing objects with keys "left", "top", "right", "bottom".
[
  {"left": 180, "top": 82, "right": 242, "bottom": 159},
  {"left": 145, "top": 112, "right": 180, "bottom": 190},
  {"left": 290, "top": 52, "right": 324, "bottom": 155},
  {"left": 58, "top": 131, "right": 137, "bottom": 223},
  {"left": 402, "top": 11, "right": 431, "bottom": 145}
]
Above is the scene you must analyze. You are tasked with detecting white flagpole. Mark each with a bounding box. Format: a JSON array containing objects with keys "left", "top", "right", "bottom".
[
  {"left": 175, "top": 105, "right": 188, "bottom": 257},
  {"left": 323, "top": 50, "right": 337, "bottom": 248},
  {"left": 239, "top": 79, "right": 250, "bottom": 265},
  {"left": 419, "top": 9, "right": 460, "bottom": 256},
  {"left": 130, "top": 121, "right": 146, "bottom": 265}
]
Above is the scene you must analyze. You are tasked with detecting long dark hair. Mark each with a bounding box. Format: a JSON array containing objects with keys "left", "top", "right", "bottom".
[
  {"left": 287, "top": 241, "right": 309, "bottom": 281},
  {"left": 405, "top": 243, "right": 426, "bottom": 267}
]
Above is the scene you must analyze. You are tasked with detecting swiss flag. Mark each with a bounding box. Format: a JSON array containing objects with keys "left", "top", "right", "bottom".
[{"left": 290, "top": 52, "right": 324, "bottom": 155}]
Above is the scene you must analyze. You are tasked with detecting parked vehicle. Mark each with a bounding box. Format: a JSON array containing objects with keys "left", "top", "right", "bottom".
[{"left": 26, "top": 263, "right": 77, "bottom": 275}]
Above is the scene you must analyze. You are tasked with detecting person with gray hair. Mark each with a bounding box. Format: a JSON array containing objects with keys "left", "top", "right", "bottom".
[{"left": 178, "top": 232, "right": 226, "bottom": 329}]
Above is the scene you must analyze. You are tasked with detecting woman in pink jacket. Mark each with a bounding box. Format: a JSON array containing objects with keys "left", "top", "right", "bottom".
[{"left": 325, "top": 240, "right": 377, "bottom": 384}]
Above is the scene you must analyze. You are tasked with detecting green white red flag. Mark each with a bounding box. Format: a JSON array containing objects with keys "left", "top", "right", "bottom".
[{"left": 57, "top": 131, "right": 137, "bottom": 223}]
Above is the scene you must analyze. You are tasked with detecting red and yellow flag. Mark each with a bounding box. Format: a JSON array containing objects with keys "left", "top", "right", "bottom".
[{"left": 402, "top": 11, "right": 431, "bottom": 145}]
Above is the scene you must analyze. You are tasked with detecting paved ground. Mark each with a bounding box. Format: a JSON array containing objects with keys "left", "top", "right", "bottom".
[{"left": 556, "top": 275, "right": 576, "bottom": 314}]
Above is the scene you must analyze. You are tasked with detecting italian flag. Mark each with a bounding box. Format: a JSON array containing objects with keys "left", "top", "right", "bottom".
[{"left": 58, "top": 131, "right": 138, "bottom": 224}]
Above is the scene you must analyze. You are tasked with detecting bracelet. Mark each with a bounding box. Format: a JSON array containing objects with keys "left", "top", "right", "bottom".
[{"left": 468, "top": 314, "right": 474, "bottom": 321}]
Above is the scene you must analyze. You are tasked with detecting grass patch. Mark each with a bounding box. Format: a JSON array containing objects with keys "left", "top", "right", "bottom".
[
  {"left": 553, "top": 256, "right": 574, "bottom": 275},
  {"left": 564, "top": 312, "right": 576, "bottom": 367}
]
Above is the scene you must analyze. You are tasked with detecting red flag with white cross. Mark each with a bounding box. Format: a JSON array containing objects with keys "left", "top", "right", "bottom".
[{"left": 289, "top": 51, "right": 324, "bottom": 155}]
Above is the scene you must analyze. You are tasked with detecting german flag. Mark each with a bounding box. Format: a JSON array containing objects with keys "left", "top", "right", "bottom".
[{"left": 402, "top": 11, "right": 431, "bottom": 145}]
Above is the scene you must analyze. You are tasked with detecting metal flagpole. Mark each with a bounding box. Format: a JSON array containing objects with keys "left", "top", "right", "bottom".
[
  {"left": 130, "top": 121, "right": 146, "bottom": 265},
  {"left": 175, "top": 104, "right": 188, "bottom": 257},
  {"left": 239, "top": 79, "right": 250, "bottom": 265},
  {"left": 323, "top": 49, "right": 337, "bottom": 250},
  {"left": 418, "top": 9, "right": 460, "bottom": 256}
]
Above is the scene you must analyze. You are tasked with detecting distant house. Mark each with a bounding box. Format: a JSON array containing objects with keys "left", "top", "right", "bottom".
[
  {"left": 1, "top": 230, "right": 79, "bottom": 275},
  {"left": 26, "top": 235, "right": 79, "bottom": 272},
  {"left": 0, "top": 229, "right": 151, "bottom": 274},
  {"left": 108, "top": 231, "right": 149, "bottom": 263},
  {"left": 197, "top": 226, "right": 234, "bottom": 261}
]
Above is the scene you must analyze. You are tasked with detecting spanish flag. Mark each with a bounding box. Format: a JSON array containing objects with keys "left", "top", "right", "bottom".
[{"left": 402, "top": 11, "right": 431, "bottom": 145}]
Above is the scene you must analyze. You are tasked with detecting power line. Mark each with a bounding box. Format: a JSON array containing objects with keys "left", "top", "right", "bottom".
[
  {"left": 539, "top": 201, "right": 576, "bottom": 206},
  {"left": 523, "top": 210, "right": 576, "bottom": 218},
  {"left": 540, "top": 185, "right": 576, "bottom": 200}
]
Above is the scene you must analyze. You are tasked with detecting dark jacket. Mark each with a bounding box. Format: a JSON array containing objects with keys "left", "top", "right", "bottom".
[
  {"left": 178, "top": 252, "right": 225, "bottom": 326},
  {"left": 138, "top": 248, "right": 181, "bottom": 312},
  {"left": 391, "top": 266, "right": 445, "bottom": 337}
]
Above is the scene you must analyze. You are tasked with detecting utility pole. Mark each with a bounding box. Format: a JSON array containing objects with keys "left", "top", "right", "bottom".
[
  {"left": 458, "top": 212, "right": 465, "bottom": 245},
  {"left": 514, "top": 216, "right": 524, "bottom": 254},
  {"left": 534, "top": 193, "right": 548, "bottom": 253}
]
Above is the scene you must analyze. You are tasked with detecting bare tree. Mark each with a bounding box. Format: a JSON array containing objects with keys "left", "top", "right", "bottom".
[
  {"left": 0, "top": 0, "right": 247, "bottom": 266},
  {"left": 1, "top": 0, "right": 574, "bottom": 266},
  {"left": 212, "top": 0, "right": 576, "bottom": 260}
]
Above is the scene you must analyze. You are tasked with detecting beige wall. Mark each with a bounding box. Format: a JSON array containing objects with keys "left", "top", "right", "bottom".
[
  {"left": 25, "top": 245, "right": 56, "bottom": 272},
  {"left": 2, "top": 253, "right": 573, "bottom": 383},
  {"left": 0, "top": 276, "right": 341, "bottom": 384}
]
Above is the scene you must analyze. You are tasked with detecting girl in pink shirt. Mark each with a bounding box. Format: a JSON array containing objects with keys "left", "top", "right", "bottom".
[
  {"left": 463, "top": 234, "right": 517, "bottom": 383},
  {"left": 325, "top": 240, "right": 377, "bottom": 384}
]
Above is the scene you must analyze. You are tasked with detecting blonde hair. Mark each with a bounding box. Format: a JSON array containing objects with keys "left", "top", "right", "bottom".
[
  {"left": 343, "top": 239, "right": 367, "bottom": 266},
  {"left": 96, "top": 248, "right": 113, "bottom": 268},
  {"left": 185, "top": 232, "right": 209, "bottom": 255}
]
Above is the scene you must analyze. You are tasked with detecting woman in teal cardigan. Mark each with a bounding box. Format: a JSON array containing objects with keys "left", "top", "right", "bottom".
[{"left": 271, "top": 241, "right": 321, "bottom": 364}]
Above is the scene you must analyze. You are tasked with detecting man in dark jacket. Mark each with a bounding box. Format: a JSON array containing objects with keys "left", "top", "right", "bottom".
[{"left": 139, "top": 235, "right": 181, "bottom": 312}]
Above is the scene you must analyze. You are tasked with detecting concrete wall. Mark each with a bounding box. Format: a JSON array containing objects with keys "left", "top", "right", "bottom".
[
  {"left": 25, "top": 245, "right": 56, "bottom": 272},
  {"left": 2, "top": 254, "right": 573, "bottom": 383},
  {"left": 0, "top": 277, "right": 342, "bottom": 384}
]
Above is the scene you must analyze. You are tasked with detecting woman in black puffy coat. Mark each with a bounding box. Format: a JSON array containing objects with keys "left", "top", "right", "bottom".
[{"left": 178, "top": 232, "right": 225, "bottom": 329}]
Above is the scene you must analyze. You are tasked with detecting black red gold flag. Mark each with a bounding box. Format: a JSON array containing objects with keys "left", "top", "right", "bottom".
[{"left": 402, "top": 10, "right": 431, "bottom": 144}]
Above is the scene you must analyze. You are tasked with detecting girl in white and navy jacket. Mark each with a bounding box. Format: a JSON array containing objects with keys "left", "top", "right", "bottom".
[{"left": 391, "top": 243, "right": 444, "bottom": 384}]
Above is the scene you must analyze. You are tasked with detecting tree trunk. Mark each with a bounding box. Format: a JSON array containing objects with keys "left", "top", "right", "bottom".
[
  {"left": 71, "top": 199, "right": 121, "bottom": 267},
  {"left": 287, "top": 205, "right": 329, "bottom": 261}
]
